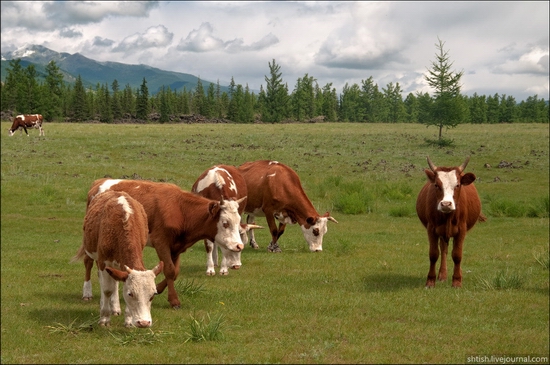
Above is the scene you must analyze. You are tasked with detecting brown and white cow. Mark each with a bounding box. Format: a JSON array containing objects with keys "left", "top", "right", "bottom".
[
  {"left": 191, "top": 165, "right": 262, "bottom": 276},
  {"left": 238, "top": 160, "right": 338, "bottom": 253},
  {"left": 416, "top": 156, "right": 486, "bottom": 288},
  {"left": 8, "top": 114, "right": 44, "bottom": 136},
  {"left": 85, "top": 178, "right": 245, "bottom": 308},
  {"left": 73, "top": 190, "right": 163, "bottom": 327}
]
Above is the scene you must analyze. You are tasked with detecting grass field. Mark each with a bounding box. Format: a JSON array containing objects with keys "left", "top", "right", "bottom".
[{"left": 1, "top": 121, "right": 548, "bottom": 364}]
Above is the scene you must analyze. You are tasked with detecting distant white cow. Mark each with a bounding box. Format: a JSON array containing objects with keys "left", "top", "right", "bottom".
[{"left": 73, "top": 190, "right": 163, "bottom": 327}]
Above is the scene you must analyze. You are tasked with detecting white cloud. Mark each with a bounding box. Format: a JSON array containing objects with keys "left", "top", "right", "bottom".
[{"left": 113, "top": 25, "right": 173, "bottom": 53}]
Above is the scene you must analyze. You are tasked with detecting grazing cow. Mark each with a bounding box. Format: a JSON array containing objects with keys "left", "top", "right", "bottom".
[
  {"left": 238, "top": 160, "right": 338, "bottom": 252},
  {"left": 86, "top": 178, "right": 245, "bottom": 308},
  {"left": 416, "top": 156, "right": 485, "bottom": 288},
  {"left": 73, "top": 190, "right": 164, "bottom": 327},
  {"left": 8, "top": 114, "right": 44, "bottom": 136},
  {"left": 191, "top": 165, "right": 262, "bottom": 276}
]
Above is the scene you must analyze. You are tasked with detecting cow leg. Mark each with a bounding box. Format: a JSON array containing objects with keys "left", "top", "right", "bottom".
[
  {"left": 205, "top": 239, "right": 216, "bottom": 276},
  {"left": 425, "top": 231, "right": 439, "bottom": 288},
  {"left": 451, "top": 234, "right": 465, "bottom": 288},
  {"left": 438, "top": 238, "right": 449, "bottom": 282},
  {"left": 82, "top": 256, "right": 94, "bottom": 300},
  {"left": 246, "top": 214, "right": 259, "bottom": 249},
  {"left": 98, "top": 269, "right": 117, "bottom": 326},
  {"left": 266, "top": 214, "right": 282, "bottom": 253},
  {"left": 23, "top": 126, "right": 29, "bottom": 136},
  {"left": 110, "top": 281, "right": 121, "bottom": 316},
  {"left": 165, "top": 253, "right": 182, "bottom": 308},
  {"left": 40, "top": 126, "right": 44, "bottom": 136}
]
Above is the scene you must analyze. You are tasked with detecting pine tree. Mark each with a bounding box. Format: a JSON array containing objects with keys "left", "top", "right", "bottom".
[
  {"left": 261, "top": 59, "right": 289, "bottom": 123},
  {"left": 424, "top": 38, "right": 466, "bottom": 140},
  {"left": 43, "top": 60, "right": 65, "bottom": 121},
  {"left": 136, "top": 78, "right": 149, "bottom": 120},
  {"left": 159, "top": 86, "right": 170, "bottom": 123},
  {"left": 72, "top": 75, "right": 87, "bottom": 121}
]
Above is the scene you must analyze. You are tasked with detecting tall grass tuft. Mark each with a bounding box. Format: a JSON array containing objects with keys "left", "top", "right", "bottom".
[
  {"left": 175, "top": 279, "right": 205, "bottom": 296},
  {"left": 46, "top": 316, "right": 99, "bottom": 336},
  {"left": 533, "top": 247, "right": 549, "bottom": 269},
  {"left": 486, "top": 195, "right": 549, "bottom": 218},
  {"left": 109, "top": 329, "right": 172, "bottom": 346},
  {"left": 477, "top": 269, "right": 524, "bottom": 290},
  {"left": 183, "top": 312, "right": 226, "bottom": 343}
]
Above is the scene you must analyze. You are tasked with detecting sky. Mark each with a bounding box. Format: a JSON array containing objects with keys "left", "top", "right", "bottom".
[{"left": 1, "top": 1, "right": 548, "bottom": 101}]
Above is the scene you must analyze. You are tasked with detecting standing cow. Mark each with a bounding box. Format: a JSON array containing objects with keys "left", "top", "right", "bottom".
[
  {"left": 85, "top": 178, "right": 245, "bottom": 309},
  {"left": 73, "top": 190, "right": 164, "bottom": 327},
  {"left": 416, "top": 156, "right": 485, "bottom": 288},
  {"left": 191, "top": 165, "right": 262, "bottom": 276},
  {"left": 8, "top": 114, "right": 44, "bottom": 136},
  {"left": 238, "top": 160, "right": 338, "bottom": 253}
]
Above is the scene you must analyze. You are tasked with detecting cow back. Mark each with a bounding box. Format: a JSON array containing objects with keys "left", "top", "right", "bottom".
[
  {"left": 192, "top": 165, "right": 248, "bottom": 214},
  {"left": 83, "top": 190, "right": 148, "bottom": 271}
]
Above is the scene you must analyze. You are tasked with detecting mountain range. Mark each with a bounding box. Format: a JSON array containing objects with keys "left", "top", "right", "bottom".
[{"left": 1, "top": 44, "right": 229, "bottom": 95}]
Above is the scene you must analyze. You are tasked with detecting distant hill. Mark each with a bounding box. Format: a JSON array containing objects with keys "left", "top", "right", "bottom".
[{"left": 1, "top": 44, "right": 229, "bottom": 95}]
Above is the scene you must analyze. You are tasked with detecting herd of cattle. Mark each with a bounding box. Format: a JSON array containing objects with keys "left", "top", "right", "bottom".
[{"left": 7, "top": 114, "right": 485, "bottom": 328}]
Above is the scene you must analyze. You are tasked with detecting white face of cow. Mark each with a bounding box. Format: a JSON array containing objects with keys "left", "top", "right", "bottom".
[
  {"left": 300, "top": 217, "right": 329, "bottom": 252},
  {"left": 435, "top": 171, "right": 459, "bottom": 213},
  {"left": 214, "top": 200, "right": 245, "bottom": 252},
  {"left": 120, "top": 267, "right": 160, "bottom": 328}
]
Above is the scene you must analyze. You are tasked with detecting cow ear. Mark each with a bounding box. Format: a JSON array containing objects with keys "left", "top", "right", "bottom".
[
  {"left": 209, "top": 201, "right": 221, "bottom": 217},
  {"left": 106, "top": 267, "right": 129, "bottom": 282},
  {"left": 425, "top": 169, "right": 436, "bottom": 182},
  {"left": 306, "top": 216, "right": 317, "bottom": 225},
  {"left": 461, "top": 172, "right": 476, "bottom": 186},
  {"left": 152, "top": 262, "right": 164, "bottom": 276}
]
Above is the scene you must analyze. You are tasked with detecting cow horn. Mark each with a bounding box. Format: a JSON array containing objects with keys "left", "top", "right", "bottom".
[
  {"left": 247, "top": 224, "right": 264, "bottom": 230},
  {"left": 426, "top": 156, "right": 437, "bottom": 171},
  {"left": 458, "top": 156, "right": 470, "bottom": 173},
  {"left": 327, "top": 216, "right": 339, "bottom": 224},
  {"left": 124, "top": 265, "right": 133, "bottom": 274}
]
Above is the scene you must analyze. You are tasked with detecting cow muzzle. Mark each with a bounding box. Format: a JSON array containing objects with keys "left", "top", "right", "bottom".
[{"left": 438, "top": 200, "right": 455, "bottom": 213}]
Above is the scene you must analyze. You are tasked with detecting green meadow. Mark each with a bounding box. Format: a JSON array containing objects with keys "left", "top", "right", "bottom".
[{"left": 1, "top": 121, "right": 548, "bottom": 364}]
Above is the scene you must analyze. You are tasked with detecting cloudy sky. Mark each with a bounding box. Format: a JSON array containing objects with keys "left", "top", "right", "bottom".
[{"left": 1, "top": 1, "right": 548, "bottom": 101}]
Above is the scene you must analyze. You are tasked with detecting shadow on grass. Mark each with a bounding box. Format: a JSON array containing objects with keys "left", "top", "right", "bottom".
[{"left": 362, "top": 272, "right": 423, "bottom": 292}]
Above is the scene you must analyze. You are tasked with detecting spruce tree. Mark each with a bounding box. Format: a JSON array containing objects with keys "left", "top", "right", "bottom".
[{"left": 424, "top": 38, "right": 466, "bottom": 140}]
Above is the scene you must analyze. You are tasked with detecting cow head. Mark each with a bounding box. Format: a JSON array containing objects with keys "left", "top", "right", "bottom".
[
  {"left": 210, "top": 197, "right": 246, "bottom": 253},
  {"left": 425, "top": 156, "right": 477, "bottom": 213},
  {"left": 300, "top": 212, "right": 338, "bottom": 252},
  {"left": 106, "top": 262, "right": 164, "bottom": 328}
]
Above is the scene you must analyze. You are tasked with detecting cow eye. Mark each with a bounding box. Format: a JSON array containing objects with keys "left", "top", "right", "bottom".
[
  {"left": 313, "top": 228, "right": 320, "bottom": 237},
  {"left": 223, "top": 222, "right": 229, "bottom": 229},
  {"left": 128, "top": 292, "right": 134, "bottom": 298}
]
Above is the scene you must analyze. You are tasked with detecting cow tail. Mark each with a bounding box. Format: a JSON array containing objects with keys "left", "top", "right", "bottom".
[
  {"left": 478, "top": 213, "right": 487, "bottom": 223},
  {"left": 71, "top": 244, "right": 87, "bottom": 263}
]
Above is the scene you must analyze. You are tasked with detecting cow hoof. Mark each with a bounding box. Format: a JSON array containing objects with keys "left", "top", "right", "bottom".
[
  {"left": 171, "top": 304, "right": 181, "bottom": 310},
  {"left": 206, "top": 271, "right": 216, "bottom": 276},
  {"left": 250, "top": 241, "right": 259, "bottom": 249},
  {"left": 112, "top": 311, "right": 121, "bottom": 316},
  {"left": 267, "top": 244, "right": 282, "bottom": 253},
  {"left": 82, "top": 296, "right": 93, "bottom": 301},
  {"left": 220, "top": 271, "right": 228, "bottom": 276}
]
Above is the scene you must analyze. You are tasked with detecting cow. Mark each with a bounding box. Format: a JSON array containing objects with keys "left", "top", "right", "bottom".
[
  {"left": 85, "top": 178, "right": 245, "bottom": 308},
  {"left": 72, "top": 190, "right": 164, "bottom": 327},
  {"left": 8, "top": 114, "right": 44, "bottom": 136},
  {"left": 191, "top": 165, "right": 262, "bottom": 276},
  {"left": 416, "top": 156, "right": 486, "bottom": 288},
  {"left": 238, "top": 160, "right": 338, "bottom": 253}
]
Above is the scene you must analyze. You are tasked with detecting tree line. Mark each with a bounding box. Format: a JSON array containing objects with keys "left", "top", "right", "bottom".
[{"left": 1, "top": 51, "right": 548, "bottom": 127}]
